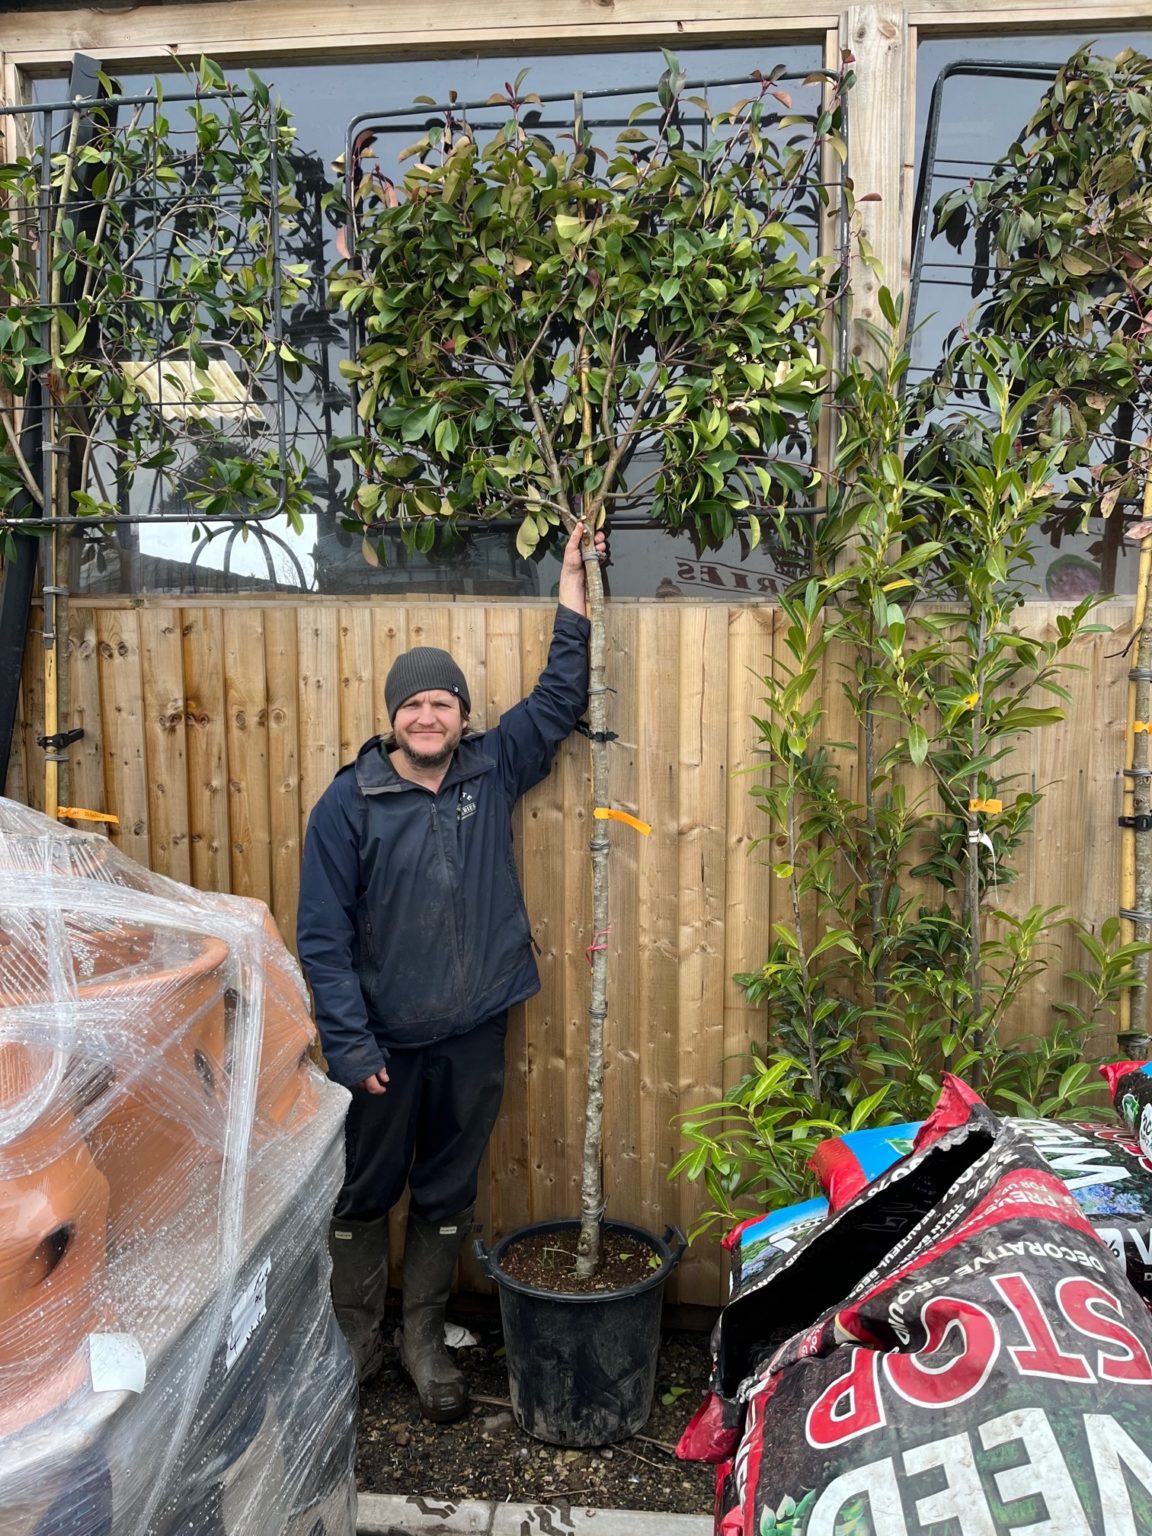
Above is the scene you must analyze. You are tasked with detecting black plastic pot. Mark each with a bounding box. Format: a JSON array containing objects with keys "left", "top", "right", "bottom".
[{"left": 475, "top": 1218, "right": 686, "bottom": 1448}]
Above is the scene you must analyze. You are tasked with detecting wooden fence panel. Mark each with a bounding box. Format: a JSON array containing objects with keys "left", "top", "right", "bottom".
[
  {"left": 6, "top": 593, "right": 1136, "bottom": 1305},
  {"left": 139, "top": 609, "right": 191, "bottom": 884}
]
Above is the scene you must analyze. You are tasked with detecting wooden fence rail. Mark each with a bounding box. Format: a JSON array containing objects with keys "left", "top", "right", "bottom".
[{"left": 5, "top": 595, "right": 1135, "bottom": 1305}]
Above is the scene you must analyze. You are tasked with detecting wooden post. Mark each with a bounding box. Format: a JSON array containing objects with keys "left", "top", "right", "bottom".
[{"left": 843, "top": 6, "right": 910, "bottom": 359}]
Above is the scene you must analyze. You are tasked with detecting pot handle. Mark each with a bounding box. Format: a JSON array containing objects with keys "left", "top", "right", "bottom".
[
  {"left": 663, "top": 1224, "right": 688, "bottom": 1267},
  {"left": 473, "top": 1234, "right": 495, "bottom": 1277}
]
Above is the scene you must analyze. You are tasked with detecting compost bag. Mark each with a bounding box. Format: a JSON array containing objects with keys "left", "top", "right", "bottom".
[
  {"left": 812, "top": 1116, "right": 1152, "bottom": 1302},
  {"left": 722, "top": 1197, "right": 830, "bottom": 1295},
  {"left": 691, "top": 1077, "right": 1152, "bottom": 1535},
  {"left": 1102, "top": 1059, "right": 1152, "bottom": 1161}
]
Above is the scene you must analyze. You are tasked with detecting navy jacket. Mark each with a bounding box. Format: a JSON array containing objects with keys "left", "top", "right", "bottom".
[{"left": 297, "top": 605, "right": 590, "bottom": 1087}]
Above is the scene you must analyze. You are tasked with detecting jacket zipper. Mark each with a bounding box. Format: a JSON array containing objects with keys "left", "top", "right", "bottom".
[{"left": 429, "top": 796, "right": 470, "bottom": 1014}]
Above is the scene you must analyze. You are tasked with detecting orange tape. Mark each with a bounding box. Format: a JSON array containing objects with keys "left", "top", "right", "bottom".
[
  {"left": 57, "top": 806, "right": 120, "bottom": 824},
  {"left": 593, "top": 807, "right": 652, "bottom": 836}
]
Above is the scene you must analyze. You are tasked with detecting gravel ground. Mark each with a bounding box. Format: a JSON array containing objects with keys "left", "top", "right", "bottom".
[{"left": 356, "top": 1311, "right": 716, "bottom": 1517}]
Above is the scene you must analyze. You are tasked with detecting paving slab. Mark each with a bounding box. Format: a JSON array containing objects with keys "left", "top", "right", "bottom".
[{"left": 356, "top": 1493, "right": 710, "bottom": 1536}]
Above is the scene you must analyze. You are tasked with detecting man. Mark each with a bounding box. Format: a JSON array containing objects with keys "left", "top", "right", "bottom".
[{"left": 297, "top": 521, "right": 604, "bottom": 1421}]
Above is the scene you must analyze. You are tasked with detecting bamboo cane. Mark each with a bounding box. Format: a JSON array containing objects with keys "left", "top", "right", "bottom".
[
  {"left": 1119, "top": 459, "right": 1152, "bottom": 1056},
  {"left": 41, "top": 107, "right": 82, "bottom": 821}
]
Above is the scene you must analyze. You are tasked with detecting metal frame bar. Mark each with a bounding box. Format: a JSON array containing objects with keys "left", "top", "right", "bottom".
[{"left": 0, "top": 80, "right": 295, "bottom": 527}]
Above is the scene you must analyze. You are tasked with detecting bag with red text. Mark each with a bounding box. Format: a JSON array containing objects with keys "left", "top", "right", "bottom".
[
  {"left": 1101, "top": 1059, "right": 1152, "bottom": 1160},
  {"left": 812, "top": 1115, "right": 1152, "bottom": 1302},
  {"left": 674, "top": 1199, "right": 834, "bottom": 1472},
  {"left": 697, "top": 1077, "right": 1152, "bottom": 1535}
]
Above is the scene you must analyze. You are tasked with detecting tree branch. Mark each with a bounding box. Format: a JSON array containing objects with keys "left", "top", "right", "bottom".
[
  {"left": 522, "top": 374, "right": 575, "bottom": 525},
  {"left": 0, "top": 408, "right": 45, "bottom": 508}
]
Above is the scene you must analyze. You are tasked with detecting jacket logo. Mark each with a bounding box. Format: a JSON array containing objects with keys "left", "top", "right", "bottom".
[{"left": 457, "top": 790, "right": 477, "bottom": 823}]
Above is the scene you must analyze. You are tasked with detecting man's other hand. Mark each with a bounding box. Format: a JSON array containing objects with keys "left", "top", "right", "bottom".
[{"left": 357, "top": 1067, "right": 390, "bottom": 1095}]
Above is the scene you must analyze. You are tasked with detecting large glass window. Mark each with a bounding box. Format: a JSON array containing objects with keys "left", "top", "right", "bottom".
[
  {"left": 912, "top": 31, "right": 1152, "bottom": 597},
  {"left": 31, "top": 43, "right": 828, "bottom": 599}
]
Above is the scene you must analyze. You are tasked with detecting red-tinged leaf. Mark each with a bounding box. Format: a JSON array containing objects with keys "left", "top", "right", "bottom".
[
  {"left": 859, "top": 192, "right": 882, "bottom": 203},
  {"left": 335, "top": 225, "right": 350, "bottom": 260},
  {"left": 772, "top": 90, "right": 793, "bottom": 109}
]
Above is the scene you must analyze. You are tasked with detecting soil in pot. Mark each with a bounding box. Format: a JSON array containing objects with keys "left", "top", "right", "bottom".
[{"left": 496, "top": 1228, "right": 660, "bottom": 1292}]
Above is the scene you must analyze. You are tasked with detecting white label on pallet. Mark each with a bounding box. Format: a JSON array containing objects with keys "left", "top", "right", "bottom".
[
  {"left": 226, "top": 1255, "right": 271, "bottom": 1371},
  {"left": 89, "top": 1332, "right": 147, "bottom": 1394}
]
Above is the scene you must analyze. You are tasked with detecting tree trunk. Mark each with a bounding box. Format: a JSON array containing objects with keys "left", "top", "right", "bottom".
[{"left": 575, "top": 537, "right": 608, "bottom": 1279}]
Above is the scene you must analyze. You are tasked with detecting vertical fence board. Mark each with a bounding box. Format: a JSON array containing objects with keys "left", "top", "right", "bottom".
[
  {"left": 724, "top": 607, "right": 776, "bottom": 1092},
  {"left": 182, "top": 609, "right": 231, "bottom": 893},
  {"left": 631, "top": 605, "right": 681, "bottom": 1277},
  {"left": 676, "top": 605, "right": 729, "bottom": 1303},
  {"left": 450, "top": 605, "right": 487, "bottom": 730},
  {"left": 96, "top": 609, "right": 150, "bottom": 866},
  {"left": 338, "top": 607, "right": 375, "bottom": 766},
  {"left": 370, "top": 607, "right": 409, "bottom": 733},
  {"left": 298, "top": 608, "right": 340, "bottom": 832},
  {"left": 603, "top": 605, "right": 642, "bottom": 1232},
  {"left": 139, "top": 609, "right": 190, "bottom": 882},
  {"left": 223, "top": 608, "right": 271, "bottom": 905},
  {"left": 64, "top": 605, "right": 106, "bottom": 828},
  {"left": 265, "top": 607, "right": 302, "bottom": 948}
]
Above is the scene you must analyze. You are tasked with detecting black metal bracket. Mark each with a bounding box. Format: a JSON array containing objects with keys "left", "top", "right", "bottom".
[
  {"left": 36, "top": 727, "right": 84, "bottom": 753},
  {"left": 575, "top": 719, "right": 618, "bottom": 744}
]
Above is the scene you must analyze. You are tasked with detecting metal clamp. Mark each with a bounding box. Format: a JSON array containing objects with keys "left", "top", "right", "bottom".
[{"left": 36, "top": 726, "right": 84, "bottom": 752}]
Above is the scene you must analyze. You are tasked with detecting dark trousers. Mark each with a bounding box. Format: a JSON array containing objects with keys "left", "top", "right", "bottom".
[{"left": 333, "top": 1011, "right": 508, "bottom": 1225}]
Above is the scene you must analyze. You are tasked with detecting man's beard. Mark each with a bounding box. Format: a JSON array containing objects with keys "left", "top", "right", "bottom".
[{"left": 399, "top": 739, "right": 457, "bottom": 770}]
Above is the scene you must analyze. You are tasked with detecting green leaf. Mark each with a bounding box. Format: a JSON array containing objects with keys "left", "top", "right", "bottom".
[{"left": 515, "top": 515, "right": 540, "bottom": 559}]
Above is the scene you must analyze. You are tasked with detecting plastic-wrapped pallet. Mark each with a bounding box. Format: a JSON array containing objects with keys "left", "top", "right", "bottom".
[{"left": 0, "top": 796, "right": 357, "bottom": 1535}]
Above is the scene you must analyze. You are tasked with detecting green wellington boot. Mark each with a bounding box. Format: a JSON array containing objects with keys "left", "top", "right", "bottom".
[
  {"left": 399, "top": 1208, "right": 473, "bottom": 1422},
  {"left": 328, "top": 1214, "right": 389, "bottom": 1384}
]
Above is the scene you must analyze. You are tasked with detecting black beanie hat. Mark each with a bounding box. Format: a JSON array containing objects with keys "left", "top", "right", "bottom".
[{"left": 385, "top": 646, "right": 471, "bottom": 721}]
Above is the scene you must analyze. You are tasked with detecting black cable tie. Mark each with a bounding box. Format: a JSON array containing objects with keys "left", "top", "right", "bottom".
[
  {"left": 1120, "top": 907, "right": 1152, "bottom": 926},
  {"left": 587, "top": 1007, "right": 609, "bottom": 1020},
  {"left": 1131, "top": 669, "right": 1152, "bottom": 683},
  {"left": 36, "top": 727, "right": 84, "bottom": 752},
  {"left": 1125, "top": 767, "right": 1152, "bottom": 779},
  {"left": 1119, "top": 814, "right": 1152, "bottom": 832},
  {"left": 587, "top": 683, "right": 616, "bottom": 696},
  {"left": 574, "top": 719, "right": 618, "bottom": 744}
]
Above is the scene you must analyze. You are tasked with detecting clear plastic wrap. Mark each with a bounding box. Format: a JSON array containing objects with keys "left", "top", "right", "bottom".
[{"left": 0, "top": 796, "right": 357, "bottom": 1535}]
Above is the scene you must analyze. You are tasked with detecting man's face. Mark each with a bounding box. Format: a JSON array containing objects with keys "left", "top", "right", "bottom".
[{"left": 391, "top": 690, "right": 466, "bottom": 769}]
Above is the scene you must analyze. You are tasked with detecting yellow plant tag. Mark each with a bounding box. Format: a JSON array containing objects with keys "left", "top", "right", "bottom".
[{"left": 968, "top": 797, "right": 1003, "bottom": 814}]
